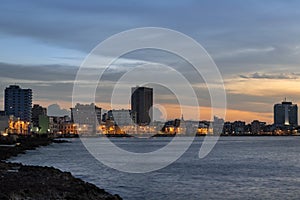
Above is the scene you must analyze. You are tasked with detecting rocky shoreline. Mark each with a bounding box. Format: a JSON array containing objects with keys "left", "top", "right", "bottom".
[{"left": 0, "top": 135, "right": 122, "bottom": 200}]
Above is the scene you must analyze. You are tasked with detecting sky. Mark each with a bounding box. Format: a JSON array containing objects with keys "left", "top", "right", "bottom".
[{"left": 1, "top": 0, "right": 300, "bottom": 123}]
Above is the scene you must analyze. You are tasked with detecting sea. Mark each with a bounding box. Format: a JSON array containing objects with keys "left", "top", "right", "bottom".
[{"left": 8, "top": 137, "right": 300, "bottom": 200}]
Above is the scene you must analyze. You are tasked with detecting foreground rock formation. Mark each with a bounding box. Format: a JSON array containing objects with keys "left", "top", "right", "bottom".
[
  {"left": 0, "top": 162, "right": 121, "bottom": 200},
  {"left": 0, "top": 135, "right": 122, "bottom": 200}
]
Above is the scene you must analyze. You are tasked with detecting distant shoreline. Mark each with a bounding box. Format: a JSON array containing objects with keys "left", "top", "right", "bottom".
[
  {"left": 76, "top": 133, "right": 300, "bottom": 138},
  {"left": 151, "top": 133, "right": 300, "bottom": 137}
]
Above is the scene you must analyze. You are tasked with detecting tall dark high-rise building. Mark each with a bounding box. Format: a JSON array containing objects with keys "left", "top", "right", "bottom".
[
  {"left": 131, "top": 86, "right": 153, "bottom": 125},
  {"left": 274, "top": 100, "right": 298, "bottom": 127},
  {"left": 5, "top": 85, "right": 32, "bottom": 122}
]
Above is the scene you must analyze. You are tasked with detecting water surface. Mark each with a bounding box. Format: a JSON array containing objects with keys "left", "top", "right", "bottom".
[{"left": 9, "top": 137, "right": 300, "bottom": 200}]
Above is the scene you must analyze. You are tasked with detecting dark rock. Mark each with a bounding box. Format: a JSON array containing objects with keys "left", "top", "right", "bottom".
[
  {"left": 0, "top": 162, "right": 122, "bottom": 200},
  {"left": 0, "top": 136, "right": 122, "bottom": 200},
  {"left": 52, "top": 139, "right": 70, "bottom": 144}
]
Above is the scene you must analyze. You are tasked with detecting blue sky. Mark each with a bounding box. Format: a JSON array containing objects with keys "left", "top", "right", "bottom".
[{"left": 1, "top": 0, "right": 300, "bottom": 122}]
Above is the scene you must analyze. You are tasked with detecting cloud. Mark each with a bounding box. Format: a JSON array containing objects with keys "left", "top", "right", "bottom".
[
  {"left": 0, "top": 0, "right": 300, "bottom": 81},
  {"left": 239, "top": 72, "right": 299, "bottom": 80},
  {"left": 0, "top": 62, "right": 77, "bottom": 82},
  {"left": 150, "top": 106, "right": 166, "bottom": 122},
  {"left": 47, "top": 104, "right": 70, "bottom": 117},
  {"left": 0, "top": 62, "right": 78, "bottom": 109},
  {"left": 1, "top": 0, "right": 300, "bottom": 123},
  {"left": 1, "top": 0, "right": 300, "bottom": 59},
  {"left": 0, "top": 61, "right": 210, "bottom": 111}
]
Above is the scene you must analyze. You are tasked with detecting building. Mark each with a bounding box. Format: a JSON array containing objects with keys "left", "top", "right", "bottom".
[
  {"left": 48, "top": 116, "right": 61, "bottom": 134},
  {"left": 197, "top": 120, "right": 212, "bottom": 135},
  {"left": 107, "top": 109, "right": 132, "bottom": 126},
  {"left": 71, "top": 103, "right": 101, "bottom": 134},
  {"left": 223, "top": 122, "right": 233, "bottom": 135},
  {"left": 162, "top": 119, "right": 181, "bottom": 134},
  {"left": 71, "top": 103, "right": 101, "bottom": 124},
  {"left": 7, "top": 116, "right": 30, "bottom": 135},
  {"left": 0, "top": 116, "right": 9, "bottom": 135},
  {"left": 48, "top": 115, "right": 71, "bottom": 134},
  {"left": 251, "top": 120, "right": 266, "bottom": 135},
  {"left": 213, "top": 116, "right": 225, "bottom": 135},
  {"left": 184, "top": 120, "right": 199, "bottom": 136},
  {"left": 61, "top": 122, "right": 78, "bottom": 135},
  {"left": 38, "top": 115, "right": 50, "bottom": 134},
  {"left": 232, "top": 121, "right": 246, "bottom": 135},
  {"left": 0, "top": 111, "right": 6, "bottom": 116},
  {"left": 5, "top": 85, "right": 32, "bottom": 122},
  {"left": 31, "top": 104, "right": 47, "bottom": 128},
  {"left": 131, "top": 86, "right": 153, "bottom": 125},
  {"left": 274, "top": 100, "right": 298, "bottom": 127}
]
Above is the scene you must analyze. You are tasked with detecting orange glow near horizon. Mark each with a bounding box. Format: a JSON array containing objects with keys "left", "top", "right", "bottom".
[
  {"left": 32, "top": 100, "right": 274, "bottom": 124},
  {"left": 28, "top": 76, "right": 300, "bottom": 124},
  {"left": 226, "top": 78, "right": 300, "bottom": 97},
  {"left": 96, "top": 102, "right": 273, "bottom": 123}
]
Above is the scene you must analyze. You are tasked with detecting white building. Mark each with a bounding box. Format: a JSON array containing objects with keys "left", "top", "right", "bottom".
[
  {"left": 213, "top": 116, "right": 225, "bottom": 135},
  {"left": 71, "top": 103, "right": 102, "bottom": 134},
  {"left": 108, "top": 109, "right": 132, "bottom": 126}
]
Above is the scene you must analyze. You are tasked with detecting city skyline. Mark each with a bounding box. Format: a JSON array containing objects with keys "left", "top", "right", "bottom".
[
  {"left": 2, "top": 84, "right": 299, "bottom": 136},
  {"left": 1, "top": 1, "right": 300, "bottom": 123},
  {"left": 1, "top": 84, "right": 299, "bottom": 126},
  {"left": 1, "top": 83, "right": 300, "bottom": 123}
]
